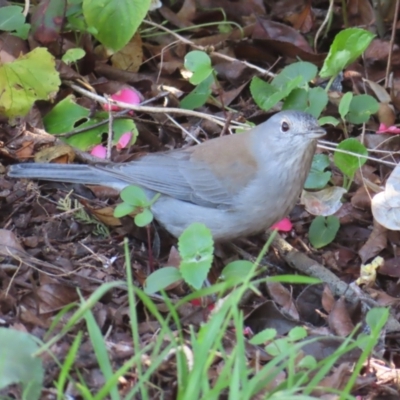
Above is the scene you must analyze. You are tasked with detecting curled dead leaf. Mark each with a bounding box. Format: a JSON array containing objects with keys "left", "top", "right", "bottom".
[
  {"left": 301, "top": 187, "right": 347, "bottom": 216},
  {"left": 34, "top": 144, "right": 75, "bottom": 164},
  {"left": 0, "top": 229, "right": 25, "bottom": 257},
  {"left": 371, "top": 163, "right": 400, "bottom": 230}
]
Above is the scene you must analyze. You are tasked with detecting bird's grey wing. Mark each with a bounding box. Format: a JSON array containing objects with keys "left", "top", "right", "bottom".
[{"left": 96, "top": 151, "right": 239, "bottom": 208}]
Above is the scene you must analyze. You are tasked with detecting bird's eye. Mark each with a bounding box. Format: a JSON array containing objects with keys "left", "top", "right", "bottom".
[{"left": 281, "top": 121, "right": 290, "bottom": 132}]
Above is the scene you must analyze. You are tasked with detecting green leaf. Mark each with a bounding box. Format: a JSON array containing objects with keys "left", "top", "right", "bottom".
[
  {"left": 68, "top": 117, "right": 138, "bottom": 150},
  {"left": 134, "top": 209, "right": 153, "bottom": 227},
  {"left": 318, "top": 116, "right": 340, "bottom": 126},
  {"left": 366, "top": 307, "right": 389, "bottom": 330},
  {"left": 184, "top": 51, "right": 213, "bottom": 85},
  {"left": 82, "top": 0, "right": 151, "bottom": 52},
  {"left": 0, "top": 48, "right": 61, "bottom": 118},
  {"left": 282, "top": 88, "right": 307, "bottom": 111},
  {"left": 265, "top": 338, "right": 290, "bottom": 357},
  {"left": 0, "top": 328, "right": 43, "bottom": 400},
  {"left": 113, "top": 202, "right": 135, "bottom": 218},
  {"left": 62, "top": 48, "right": 86, "bottom": 64},
  {"left": 43, "top": 95, "right": 89, "bottom": 132},
  {"left": 307, "top": 87, "right": 329, "bottom": 118},
  {"left": 180, "top": 75, "right": 213, "bottom": 110},
  {"left": 339, "top": 92, "right": 353, "bottom": 120},
  {"left": 120, "top": 185, "right": 149, "bottom": 206},
  {"left": 346, "top": 94, "right": 379, "bottom": 124},
  {"left": 14, "top": 23, "right": 30, "bottom": 39},
  {"left": 272, "top": 61, "right": 318, "bottom": 88},
  {"left": 297, "top": 355, "right": 317, "bottom": 370},
  {"left": 43, "top": 96, "right": 138, "bottom": 150},
  {"left": 0, "top": 5, "right": 25, "bottom": 31},
  {"left": 249, "top": 328, "right": 277, "bottom": 345},
  {"left": 288, "top": 326, "right": 308, "bottom": 341},
  {"left": 304, "top": 154, "right": 331, "bottom": 189},
  {"left": 144, "top": 267, "right": 182, "bottom": 294},
  {"left": 320, "top": 28, "right": 375, "bottom": 78},
  {"left": 178, "top": 223, "right": 214, "bottom": 290},
  {"left": 250, "top": 76, "right": 303, "bottom": 111},
  {"left": 309, "top": 216, "right": 340, "bottom": 249},
  {"left": 283, "top": 87, "right": 328, "bottom": 118},
  {"left": 221, "top": 260, "right": 253, "bottom": 281},
  {"left": 334, "top": 138, "right": 368, "bottom": 179}
]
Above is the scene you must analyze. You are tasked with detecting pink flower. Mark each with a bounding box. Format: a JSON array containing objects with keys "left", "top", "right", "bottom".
[
  {"left": 103, "top": 87, "right": 141, "bottom": 112},
  {"left": 90, "top": 144, "right": 107, "bottom": 159},
  {"left": 271, "top": 218, "right": 292, "bottom": 232},
  {"left": 116, "top": 132, "right": 132, "bottom": 150},
  {"left": 376, "top": 123, "right": 400, "bottom": 134}
]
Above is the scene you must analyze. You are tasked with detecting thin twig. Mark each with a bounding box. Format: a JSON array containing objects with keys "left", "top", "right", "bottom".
[
  {"left": 65, "top": 82, "right": 247, "bottom": 129},
  {"left": 317, "top": 143, "right": 398, "bottom": 166},
  {"left": 384, "top": 0, "right": 400, "bottom": 87},
  {"left": 143, "top": 19, "right": 275, "bottom": 78},
  {"left": 314, "top": 0, "right": 335, "bottom": 52},
  {"left": 319, "top": 139, "right": 400, "bottom": 155},
  {"left": 165, "top": 114, "right": 201, "bottom": 144},
  {"left": 106, "top": 100, "right": 113, "bottom": 159},
  {"left": 54, "top": 92, "right": 170, "bottom": 139}
]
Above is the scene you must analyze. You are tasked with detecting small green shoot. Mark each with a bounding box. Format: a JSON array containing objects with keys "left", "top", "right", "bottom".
[
  {"left": 272, "top": 61, "right": 318, "bottom": 88},
  {"left": 250, "top": 75, "right": 303, "bottom": 112},
  {"left": 345, "top": 94, "right": 380, "bottom": 124},
  {"left": 184, "top": 50, "right": 213, "bottom": 84},
  {"left": 339, "top": 92, "right": 353, "bottom": 120},
  {"left": 221, "top": 260, "right": 254, "bottom": 282},
  {"left": 179, "top": 223, "right": 214, "bottom": 289},
  {"left": 62, "top": 48, "right": 86, "bottom": 64},
  {"left": 318, "top": 115, "right": 340, "bottom": 126},
  {"left": 309, "top": 216, "right": 340, "bottom": 249},
  {"left": 334, "top": 138, "right": 368, "bottom": 190},
  {"left": 304, "top": 154, "right": 331, "bottom": 190},
  {"left": 145, "top": 222, "right": 214, "bottom": 293},
  {"left": 181, "top": 51, "right": 214, "bottom": 109},
  {"left": 250, "top": 61, "right": 327, "bottom": 117},
  {"left": 180, "top": 74, "right": 213, "bottom": 109},
  {"left": 249, "top": 328, "right": 277, "bottom": 345},
  {"left": 114, "top": 185, "right": 160, "bottom": 227},
  {"left": 320, "top": 28, "right": 375, "bottom": 87},
  {"left": 0, "top": 328, "right": 44, "bottom": 400},
  {"left": 339, "top": 92, "right": 379, "bottom": 129},
  {"left": 283, "top": 86, "right": 328, "bottom": 118}
]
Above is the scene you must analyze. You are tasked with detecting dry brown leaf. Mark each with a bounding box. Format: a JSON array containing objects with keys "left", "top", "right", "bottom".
[
  {"left": 111, "top": 33, "right": 143, "bottom": 73},
  {"left": 351, "top": 186, "right": 373, "bottom": 210},
  {"left": 328, "top": 297, "right": 354, "bottom": 337},
  {"left": 245, "top": 300, "right": 300, "bottom": 335},
  {"left": 321, "top": 284, "right": 335, "bottom": 314},
  {"left": 15, "top": 141, "right": 34, "bottom": 160},
  {"left": 88, "top": 206, "right": 122, "bottom": 227},
  {"left": 34, "top": 144, "right": 75, "bottom": 163},
  {"left": 0, "top": 229, "right": 25, "bottom": 257},
  {"left": 358, "top": 220, "right": 387, "bottom": 263},
  {"left": 265, "top": 281, "right": 299, "bottom": 320}
]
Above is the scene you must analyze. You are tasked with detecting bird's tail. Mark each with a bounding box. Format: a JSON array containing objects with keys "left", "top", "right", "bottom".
[{"left": 8, "top": 163, "right": 127, "bottom": 189}]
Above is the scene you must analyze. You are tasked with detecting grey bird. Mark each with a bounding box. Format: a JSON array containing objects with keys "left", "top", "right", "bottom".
[{"left": 8, "top": 110, "right": 325, "bottom": 240}]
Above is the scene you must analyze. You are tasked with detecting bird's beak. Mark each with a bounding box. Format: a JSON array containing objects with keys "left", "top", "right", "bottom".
[{"left": 307, "top": 127, "right": 326, "bottom": 139}]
